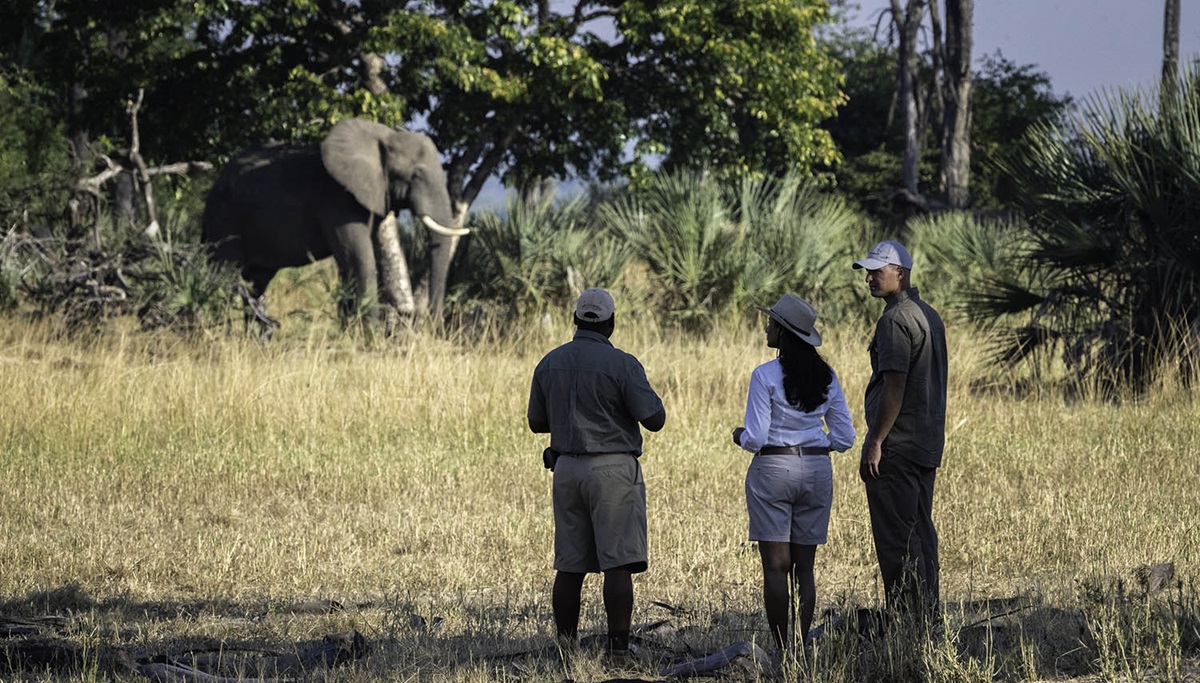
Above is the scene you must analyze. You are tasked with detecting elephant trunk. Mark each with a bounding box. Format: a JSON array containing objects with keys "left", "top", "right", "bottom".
[{"left": 426, "top": 230, "right": 461, "bottom": 319}]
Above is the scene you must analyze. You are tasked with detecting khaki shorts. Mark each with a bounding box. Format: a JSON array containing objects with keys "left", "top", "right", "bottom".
[
  {"left": 552, "top": 454, "right": 647, "bottom": 573},
  {"left": 745, "top": 454, "right": 833, "bottom": 544}
]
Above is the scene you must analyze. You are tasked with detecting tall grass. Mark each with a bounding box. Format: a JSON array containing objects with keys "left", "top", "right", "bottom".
[{"left": 0, "top": 298, "right": 1198, "bottom": 680}]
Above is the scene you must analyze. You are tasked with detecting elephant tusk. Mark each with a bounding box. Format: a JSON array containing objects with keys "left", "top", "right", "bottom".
[{"left": 422, "top": 214, "right": 470, "bottom": 237}]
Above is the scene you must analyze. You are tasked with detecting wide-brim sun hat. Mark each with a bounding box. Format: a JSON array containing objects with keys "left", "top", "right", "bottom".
[{"left": 757, "top": 293, "right": 822, "bottom": 347}]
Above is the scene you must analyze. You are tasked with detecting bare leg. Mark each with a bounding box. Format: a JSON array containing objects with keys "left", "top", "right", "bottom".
[
  {"left": 602, "top": 568, "right": 633, "bottom": 651},
  {"left": 553, "top": 571, "right": 585, "bottom": 643},
  {"left": 791, "top": 543, "right": 817, "bottom": 643},
  {"left": 758, "top": 541, "right": 792, "bottom": 650}
]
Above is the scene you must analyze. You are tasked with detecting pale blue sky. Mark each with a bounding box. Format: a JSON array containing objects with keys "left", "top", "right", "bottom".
[{"left": 849, "top": 0, "right": 1199, "bottom": 99}]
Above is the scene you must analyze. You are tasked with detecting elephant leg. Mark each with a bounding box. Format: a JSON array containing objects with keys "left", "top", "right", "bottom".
[
  {"left": 240, "top": 265, "right": 280, "bottom": 342},
  {"left": 326, "top": 221, "right": 378, "bottom": 327}
]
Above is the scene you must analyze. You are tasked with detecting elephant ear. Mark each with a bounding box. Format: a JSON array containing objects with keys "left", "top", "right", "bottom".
[{"left": 320, "top": 118, "right": 394, "bottom": 216}]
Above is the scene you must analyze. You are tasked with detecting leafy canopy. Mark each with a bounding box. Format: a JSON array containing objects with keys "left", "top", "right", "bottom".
[{"left": 4, "top": 0, "right": 847, "bottom": 216}]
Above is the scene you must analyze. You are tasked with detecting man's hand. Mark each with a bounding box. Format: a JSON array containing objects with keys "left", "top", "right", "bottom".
[
  {"left": 860, "top": 440, "right": 882, "bottom": 481},
  {"left": 731, "top": 427, "right": 745, "bottom": 447}
]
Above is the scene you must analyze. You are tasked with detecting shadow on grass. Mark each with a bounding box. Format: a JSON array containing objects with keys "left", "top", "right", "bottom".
[{"left": 2, "top": 575, "right": 1198, "bottom": 682}]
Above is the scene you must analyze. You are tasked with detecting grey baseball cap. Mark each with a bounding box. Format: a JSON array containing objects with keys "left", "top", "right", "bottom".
[
  {"left": 853, "top": 240, "right": 913, "bottom": 270},
  {"left": 575, "top": 287, "right": 615, "bottom": 321}
]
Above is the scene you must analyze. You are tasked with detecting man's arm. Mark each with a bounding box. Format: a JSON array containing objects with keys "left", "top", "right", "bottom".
[
  {"left": 640, "top": 408, "right": 666, "bottom": 432},
  {"left": 527, "top": 372, "right": 550, "bottom": 433},
  {"left": 862, "top": 370, "right": 906, "bottom": 478}
]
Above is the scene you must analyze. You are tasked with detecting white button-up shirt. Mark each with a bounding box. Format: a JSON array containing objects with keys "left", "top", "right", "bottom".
[{"left": 738, "top": 359, "right": 856, "bottom": 454}]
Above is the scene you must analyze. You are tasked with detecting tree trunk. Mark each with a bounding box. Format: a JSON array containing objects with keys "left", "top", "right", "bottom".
[
  {"left": 892, "top": 0, "right": 925, "bottom": 196},
  {"left": 941, "top": 0, "right": 973, "bottom": 208},
  {"left": 1162, "top": 0, "right": 1181, "bottom": 108},
  {"left": 112, "top": 170, "right": 138, "bottom": 228}
]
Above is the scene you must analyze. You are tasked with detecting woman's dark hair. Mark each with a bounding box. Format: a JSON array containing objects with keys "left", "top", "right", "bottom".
[{"left": 777, "top": 328, "right": 832, "bottom": 412}]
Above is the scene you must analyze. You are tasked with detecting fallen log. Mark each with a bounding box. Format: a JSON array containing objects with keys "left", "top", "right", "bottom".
[{"left": 659, "top": 640, "right": 772, "bottom": 678}]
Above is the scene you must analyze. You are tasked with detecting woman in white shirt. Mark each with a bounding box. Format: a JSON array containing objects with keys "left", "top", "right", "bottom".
[{"left": 731, "top": 293, "right": 856, "bottom": 651}]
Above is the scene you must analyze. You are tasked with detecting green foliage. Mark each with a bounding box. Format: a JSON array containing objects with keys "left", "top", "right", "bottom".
[
  {"left": 971, "top": 52, "right": 1075, "bottom": 208},
  {"left": 733, "top": 172, "right": 864, "bottom": 324},
  {"left": 131, "top": 238, "right": 239, "bottom": 333},
  {"left": 618, "top": 0, "right": 846, "bottom": 176},
  {"left": 455, "top": 194, "right": 632, "bottom": 316},
  {"left": 602, "top": 172, "right": 743, "bottom": 326},
  {"left": 822, "top": 30, "right": 1072, "bottom": 218},
  {"left": 601, "top": 169, "right": 862, "bottom": 329},
  {"left": 0, "top": 66, "right": 72, "bottom": 231},
  {"left": 979, "top": 69, "right": 1200, "bottom": 391},
  {"left": 904, "top": 211, "right": 1032, "bottom": 318}
]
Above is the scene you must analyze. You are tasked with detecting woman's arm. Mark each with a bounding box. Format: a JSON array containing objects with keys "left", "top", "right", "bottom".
[
  {"left": 824, "top": 373, "right": 857, "bottom": 452},
  {"left": 738, "top": 368, "right": 771, "bottom": 453}
]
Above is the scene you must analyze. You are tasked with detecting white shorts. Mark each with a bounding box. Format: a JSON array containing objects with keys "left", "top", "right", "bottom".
[{"left": 745, "top": 454, "right": 833, "bottom": 544}]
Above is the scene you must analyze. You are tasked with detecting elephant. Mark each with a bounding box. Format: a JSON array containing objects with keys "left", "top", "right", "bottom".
[{"left": 201, "top": 118, "right": 468, "bottom": 335}]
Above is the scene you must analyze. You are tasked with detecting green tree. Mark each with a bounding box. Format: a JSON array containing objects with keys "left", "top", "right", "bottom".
[
  {"left": 3, "top": 0, "right": 847, "bottom": 240},
  {"left": 3, "top": 0, "right": 225, "bottom": 235},
  {"left": 13, "top": 1, "right": 846, "bottom": 214},
  {"left": 616, "top": 1, "right": 845, "bottom": 176},
  {"left": 970, "top": 52, "right": 1074, "bottom": 207},
  {"left": 0, "top": 65, "right": 71, "bottom": 230},
  {"left": 822, "top": 27, "right": 1071, "bottom": 219}
]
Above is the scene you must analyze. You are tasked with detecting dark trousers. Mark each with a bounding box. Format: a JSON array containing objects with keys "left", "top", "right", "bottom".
[{"left": 864, "top": 454, "right": 939, "bottom": 614}]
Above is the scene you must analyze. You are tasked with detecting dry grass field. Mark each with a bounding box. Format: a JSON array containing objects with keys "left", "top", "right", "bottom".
[{"left": 1, "top": 285, "right": 1198, "bottom": 681}]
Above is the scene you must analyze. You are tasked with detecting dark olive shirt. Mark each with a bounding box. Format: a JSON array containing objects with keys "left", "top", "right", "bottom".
[
  {"left": 864, "top": 287, "right": 948, "bottom": 467},
  {"left": 528, "top": 330, "right": 664, "bottom": 456}
]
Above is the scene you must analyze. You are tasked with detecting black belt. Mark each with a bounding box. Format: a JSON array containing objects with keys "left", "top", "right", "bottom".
[{"left": 757, "top": 445, "right": 830, "bottom": 456}]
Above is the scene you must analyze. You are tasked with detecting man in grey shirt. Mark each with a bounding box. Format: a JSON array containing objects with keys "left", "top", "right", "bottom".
[
  {"left": 853, "top": 240, "right": 948, "bottom": 619},
  {"left": 528, "top": 288, "right": 666, "bottom": 658}
]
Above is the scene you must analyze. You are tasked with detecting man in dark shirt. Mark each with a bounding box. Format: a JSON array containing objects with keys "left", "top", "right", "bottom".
[
  {"left": 853, "top": 240, "right": 948, "bottom": 618},
  {"left": 528, "top": 288, "right": 666, "bottom": 658}
]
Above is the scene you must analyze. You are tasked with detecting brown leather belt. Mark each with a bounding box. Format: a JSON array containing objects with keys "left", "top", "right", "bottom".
[{"left": 757, "top": 445, "right": 830, "bottom": 456}]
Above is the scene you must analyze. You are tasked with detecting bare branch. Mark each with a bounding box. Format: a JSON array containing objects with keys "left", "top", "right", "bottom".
[
  {"left": 145, "top": 161, "right": 214, "bottom": 176},
  {"left": 125, "top": 89, "right": 160, "bottom": 237},
  {"left": 75, "top": 156, "right": 123, "bottom": 195}
]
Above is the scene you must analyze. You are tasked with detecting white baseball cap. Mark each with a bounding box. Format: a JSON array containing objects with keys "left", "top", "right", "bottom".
[
  {"left": 575, "top": 288, "right": 615, "bottom": 322},
  {"left": 853, "top": 240, "right": 913, "bottom": 270}
]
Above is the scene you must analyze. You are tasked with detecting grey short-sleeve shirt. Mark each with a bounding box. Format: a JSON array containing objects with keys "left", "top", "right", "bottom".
[
  {"left": 864, "top": 287, "right": 948, "bottom": 467},
  {"left": 528, "top": 330, "right": 664, "bottom": 455}
]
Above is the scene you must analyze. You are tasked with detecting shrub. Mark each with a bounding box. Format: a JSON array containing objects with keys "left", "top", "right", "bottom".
[
  {"left": 601, "top": 169, "right": 864, "bottom": 329},
  {"left": 979, "top": 68, "right": 1200, "bottom": 392},
  {"left": 454, "top": 193, "right": 632, "bottom": 317}
]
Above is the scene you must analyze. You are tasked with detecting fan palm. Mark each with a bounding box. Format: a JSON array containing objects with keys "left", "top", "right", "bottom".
[
  {"left": 602, "top": 170, "right": 861, "bottom": 328},
  {"left": 979, "top": 69, "right": 1200, "bottom": 391},
  {"left": 460, "top": 194, "right": 632, "bottom": 316}
]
